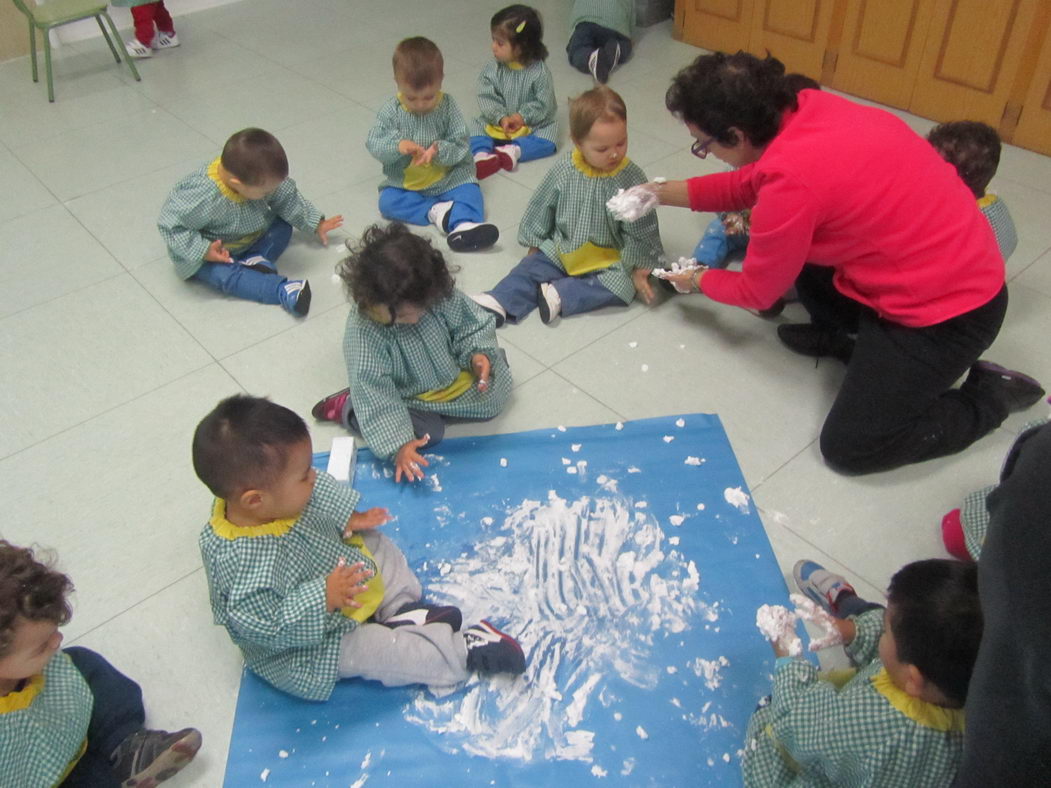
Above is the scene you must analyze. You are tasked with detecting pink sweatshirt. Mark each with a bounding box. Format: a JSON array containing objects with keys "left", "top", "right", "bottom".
[{"left": 690, "top": 90, "right": 1004, "bottom": 327}]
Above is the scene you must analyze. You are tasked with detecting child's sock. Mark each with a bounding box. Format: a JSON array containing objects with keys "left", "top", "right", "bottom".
[
  {"left": 474, "top": 152, "right": 502, "bottom": 180},
  {"left": 495, "top": 144, "right": 521, "bottom": 172}
]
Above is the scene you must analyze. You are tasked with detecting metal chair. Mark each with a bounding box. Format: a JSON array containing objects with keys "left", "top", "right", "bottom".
[{"left": 10, "top": 0, "right": 141, "bottom": 102}]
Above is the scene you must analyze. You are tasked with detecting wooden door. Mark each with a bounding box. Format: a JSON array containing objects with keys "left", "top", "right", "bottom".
[
  {"left": 829, "top": 0, "right": 937, "bottom": 109},
  {"left": 908, "top": 0, "right": 1040, "bottom": 128},
  {"left": 674, "top": 0, "right": 756, "bottom": 54},
  {"left": 1, "top": 3, "right": 31, "bottom": 63},
  {"left": 1006, "top": 4, "right": 1051, "bottom": 155},
  {"left": 748, "top": 0, "right": 837, "bottom": 80}
]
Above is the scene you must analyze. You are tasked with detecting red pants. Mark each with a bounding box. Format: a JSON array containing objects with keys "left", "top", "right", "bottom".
[{"left": 131, "top": 1, "right": 175, "bottom": 46}]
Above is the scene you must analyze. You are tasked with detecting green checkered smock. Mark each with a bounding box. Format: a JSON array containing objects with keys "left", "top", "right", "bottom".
[
  {"left": 742, "top": 609, "right": 965, "bottom": 787},
  {"left": 471, "top": 60, "right": 558, "bottom": 145},
  {"left": 979, "top": 194, "right": 1018, "bottom": 261},
  {"left": 366, "top": 94, "right": 476, "bottom": 196},
  {"left": 199, "top": 472, "right": 377, "bottom": 701},
  {"left": 518, "top": 149, "right": 663, "bottom": 304},
  {"left": 571, "top": 0, "right": 635, "bottom": 38},
  {"left": 158, "top": 160, "right": 324, "bottom": 280},
  {"left": 343, "top": 289, "right": 511, "bottom": 462},
  {"left": 0, "top": 651, "right": 91, "bottom": 787}
]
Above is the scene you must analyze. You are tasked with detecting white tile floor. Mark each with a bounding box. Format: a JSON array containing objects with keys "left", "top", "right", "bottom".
[{"left": 2, "top": 1, "right": 1050, "bottom": 784}]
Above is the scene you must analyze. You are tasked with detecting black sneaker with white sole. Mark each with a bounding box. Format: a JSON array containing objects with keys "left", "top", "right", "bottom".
[
  {"left": 386, "top": 602, "right": 463, "bottom": 631},
  {"left": 448, "top": 222, "right": 499, "bottom": 252},
  {"left": 463, "top": 620, "right": 526, "bottom": 675}
]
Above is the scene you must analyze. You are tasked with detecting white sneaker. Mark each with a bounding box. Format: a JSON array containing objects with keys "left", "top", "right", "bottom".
[
  {"left": 537, "top": 282, "right": 561, "bottom": 324},
  {"left": 153, "top": 31, "right": 180, "bottom": 49},
  {"left": 495, "top": 144, "right": 521, "bottom": 171},
  {"left": 426, "top": 200, "right": 454, "bottom": 233},
  {"left": 469, "top": 293, "right": 506, "bottom": 327},
  {"left": 124, "top": 38, "right": 152, "bottom": 58}
]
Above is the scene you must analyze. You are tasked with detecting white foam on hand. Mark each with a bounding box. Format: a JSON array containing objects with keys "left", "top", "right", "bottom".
[
  {"left": 755, "top": 604, "right": 801, "bottom": 656},
  {"left": 607, "top": 184, "right": 660, "bottom": 221},
  {"left": 789, "top": 593, "right": 844, "bottom": 651},
  {"left": 650, "top": 257, "right": 703, "bottom": 293}
]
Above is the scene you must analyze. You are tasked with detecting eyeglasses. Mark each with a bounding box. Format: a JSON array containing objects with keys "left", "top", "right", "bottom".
[{"left": 690, "top": 136, "right": 716, "bottom": 159}]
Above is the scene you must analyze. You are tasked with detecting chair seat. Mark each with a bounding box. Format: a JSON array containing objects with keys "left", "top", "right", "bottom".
[{"left": 24, "top": 0, "right": 110, "bottom": 26}]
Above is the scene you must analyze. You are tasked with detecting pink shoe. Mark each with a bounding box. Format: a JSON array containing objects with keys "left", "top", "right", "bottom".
[
  {"left": 941, "top": 509, "right": 972, "bottom": 561},
  {"left": 311, "top": 389, "right": 349, "bottom": 423}
]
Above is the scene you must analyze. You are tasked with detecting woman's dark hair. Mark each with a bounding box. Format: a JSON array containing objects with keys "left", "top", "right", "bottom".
[
  {"left": 887, "top": 559, "right": 982, "bottom": 708},
  {"left": 491, "top": 5, "right": 548, "bottom": 64},
  {"left": 927, "top": 120, "right": 1002, "bottom": 199},
  {"left": 665, "top": 51, "right": 802, "bottom": 147},
  {"left": 0, "top": 541, "right": 73, "bottom": 658},
  {"left": 338, "top": 222, "right": 455, "bottom": 316},
  {"left": 192, "top": 395, "right": 309, "bottom": 499}
]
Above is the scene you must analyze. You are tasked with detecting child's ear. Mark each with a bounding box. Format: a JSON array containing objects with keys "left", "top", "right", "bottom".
[
  {"left": 239, "top": 489, "right": 265, "bottom": 510},
  {"left": 901, "top": 664, "right": 927, "bottom": 699}
]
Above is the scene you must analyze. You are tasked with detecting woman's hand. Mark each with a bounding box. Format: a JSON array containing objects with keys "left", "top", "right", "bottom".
[
  {"left": 665, "top": 266, "right": 706, "bottom": 295},
  {"left": 651, "top": 179, "right": 691, "bottom": 208}
]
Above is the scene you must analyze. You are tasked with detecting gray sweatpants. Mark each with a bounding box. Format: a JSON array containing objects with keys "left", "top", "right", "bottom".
[{"left": 337, "top": 530, "right": 469, "bottom": 687}]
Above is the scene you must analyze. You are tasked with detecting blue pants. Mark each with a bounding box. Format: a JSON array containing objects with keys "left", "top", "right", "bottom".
[
  {"left": 192, "top": 218, "right": 293, "bottom": 306},
  {"left": 379, "top": 183, "right": 485, "bottom": 229},
  {"left": 567, "top": 21, "right": 633, "bottom": 73},
  {"left": 469, "top": 134, "right": 557, "bottom": 163},
  {"left": 692, "top": 215, "right": 749, "bottom": 268},
  {"left": 61, "top": 647, "right": 145, "bottom": 787},
  {"left": 487, "top": 250, "right": 623, "bottom": 322}
]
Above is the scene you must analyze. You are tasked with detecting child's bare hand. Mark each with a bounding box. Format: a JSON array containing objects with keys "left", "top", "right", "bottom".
[
  {"left": 325, "top": 560, "right": 372, "bottom": 612},
  {"left": 471, "top": 353, "right": 491, "bottom": 392},
  {"left": 316, "top": 215, "right": 344, "bottom": 245},
  {"left": 394, "top": 435, "right": 430, "bottom": 483},
  {"left": 413, "top": 143, "right": 438, "bottom": 167},
  {"left": 398, "top": 139, "right": 422, "bottom": 157},
  {"left": 507, "top": 113, "right": 524, "bottom": 132},
  {"left": 344, "top": 507, "right": 391, "bottom": 535},
  {"left": 205, "top": 239, "right": 233, "bottom": 263},
  {"left": 632, "top": 268, "right": 655, "bottom": 304}
]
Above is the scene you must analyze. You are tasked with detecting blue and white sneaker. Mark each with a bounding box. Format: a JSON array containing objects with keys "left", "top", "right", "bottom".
[
  {"left": 793, "top": 559, "right": 855, "bottom": 616},
  {"left": 279, "top": 279, "right": 311, "bottom": 317}
]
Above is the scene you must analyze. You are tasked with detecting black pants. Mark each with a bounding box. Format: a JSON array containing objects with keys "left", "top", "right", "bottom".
[
  {"left": 566, "top": 22, "right": 633, "bottom": 73},
  {"left": 796, "top": 264, "right": 1008, "bottom": 474}
]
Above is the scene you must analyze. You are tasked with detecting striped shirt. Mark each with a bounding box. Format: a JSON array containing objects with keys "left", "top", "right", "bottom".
[
  {"left": 472, "top": 60, "right": 557, "bottom": 145},
  {"left": 742, "top": 609, "right": 965, "bottom": 787},
  {"left": 158, "top": 159, "right": 323, "bottom": 280},
  {"left": 366, "top": 93, "right": 476, "bottom": 196},
  {"left": 570, "top": 0, "right": 635, "bottom": 38},
  {"left": 199, "top": 472, "right": 374, "bottom": 701},
  {"left": 0, "top": 651, "right": 92, "bottom": 787},
  {"left": 518, "top": 149, "right": 663, "bottom": 304},
  {"left": 343, "top": 289, "right": 511, "bottom": 461}
]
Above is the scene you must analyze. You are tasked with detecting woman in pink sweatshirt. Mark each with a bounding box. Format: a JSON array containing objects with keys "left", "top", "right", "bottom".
[{"left": 654, "top": 52, "right": 1042, "bottom": 475}]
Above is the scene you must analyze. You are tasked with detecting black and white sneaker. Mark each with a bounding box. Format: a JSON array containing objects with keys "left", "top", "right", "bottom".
[
  {"left": 387, "top": 602, "right": 463, "bottom": 631},
  {"left": 463, "top": 620, "right": 526, "bottom": 675},
  {"left": 111, "top": 727, "right": 202, "bottom": 788},
  {"left": 536, "top": 282, "right": 561, "bottom": 325},
  {"left": 469, "top": 293, "right": 507, "bottom": 327},
  {"left": 448, "top": 222, "right": 499, "bottom": 252}
]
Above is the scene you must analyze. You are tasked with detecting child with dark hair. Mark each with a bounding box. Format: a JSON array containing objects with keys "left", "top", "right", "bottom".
[
  {"left": 368, "top": 38, "right": 499, "bottom": 252},
  {"left": 311, "top": 223, "right": 511, "bottom": 483},
  {"left": 194, "top": 394, "right": 526, "bottom": 702},
  {"left": 159, "top": 128, "right": 342, "bottom": 317},
  {"left": 928, "top": 120, "right": 1018, "bottom": 260},
  {"left": 0, "top": 540, "right": 201, "bottom": 786},
  {"left": 471, "top": 5, "right": 557, "bottom": 179},
  {"left": 471, "top": 86, "right": 662, "bottom": 326},
  {"left": 567, "top": 0, "right": 634, "bottom": 84},
  {"left": 743, "top": 558, "right": 981, "bottom": 786}
]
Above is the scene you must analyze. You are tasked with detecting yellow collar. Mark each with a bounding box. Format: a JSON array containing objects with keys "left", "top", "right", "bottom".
[
  {"left": 506, "top": 60, "right": 525, "bottom": 70},
  {"left": 977, "top": 192, "right": 999, "bottom": 209},
  {"left": 571, "top": 148, "right": 630, "bottom": 178},
  {"left": 207, "top": 158, "right": 246, "bottom": 204},
  {"left": 871, "top": 668, "right": 964, "bottom": 732},
  {"left": 209, "top": 499, "right": 296, "bottom": 540},
  {"left": 0, "top": 674, "right": 44, "bottom": 714},
  {"left": 397, "top": 91, "right": 444, "bottom": 114}
]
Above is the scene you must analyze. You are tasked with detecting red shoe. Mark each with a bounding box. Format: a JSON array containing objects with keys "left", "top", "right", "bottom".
[
  {"left": 474, "top": 153, "right": 502, "bottom": 180},
  {"left": 941, "top": 509, "right": 972, "bottom": 561},
  {"left": 311, "top": 389, "right": 349, "bottom": 423}
]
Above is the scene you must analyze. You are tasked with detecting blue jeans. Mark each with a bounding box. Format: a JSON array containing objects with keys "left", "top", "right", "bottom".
[
  {"left": 469, "top": 134, "right": 557, "bottom": 163},
  {"left": 379, "top": 182, "right": 485, "bottom": 229},
  {"left": 61, "top": 647, "right": 145, "bottom": 787},
  {"left": 692, "top": 215, "right": 749, "bottom": 268},
  {"left": 192, "top": 218, "right": 293, "bottom": 306},
  {"left": 488, "top": 250, "right": 623, "bottom": 322}
]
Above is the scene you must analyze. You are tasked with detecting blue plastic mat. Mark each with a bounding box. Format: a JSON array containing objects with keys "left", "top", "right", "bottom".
[{"left": 224, "top": 415, "right": 791, "bottom": 787}]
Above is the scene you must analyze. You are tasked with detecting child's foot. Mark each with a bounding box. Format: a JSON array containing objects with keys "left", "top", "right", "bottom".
[
  {"left": 474, "top": 152, "right": 502, "bottom": 180},
  {"left": 793, "top": 559, "right": 855, "bottom": 616},
  {"left": 427, "top": 200, "right": 455, "bottom": 232},
  {"left": 600, "top": 39, "right": 621, "bottom": 81},
  {"left": 124, "top": 38, "right": 153, "bottom": 59},
  {"left": 495, "top": 144, "right": 521, "bottom": 172},
  {"left": 464, "top": 621, "right": 526, "bottom": 674},
  {"left": 311, "top": 388, "right": 350, "bottom": 422},
  {"left": 278, "top": 279, "right": 311, "bottom": 316},
  {"left": 941, "top": 509, "right": 972, "bottom": 561},
  {"left": 153, "top": 31, "right": 180, "bottom": 49},
  {"left": 587, "top": 49, "right": 602, "bottom": 83},
  {"left": 387, "top": 602, "right": 463, "bottom": 631},
  {"left": 537, "top": 282, "right": 561, "bottom": 324},
  {"left": 469, "top": 293, "right": 506, "bottom": 327},
  {"left": 110, "top": 727, "right": 202, "bottom": 788},
  {"left": 448, "top": 222, "right": 498, "bottom": 252}
]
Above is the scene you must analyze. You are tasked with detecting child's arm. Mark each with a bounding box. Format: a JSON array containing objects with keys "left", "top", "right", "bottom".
[
  {"left": 366, "top": 102, "right": 412, "bottom": 165},
  {"left": 842, "top": 607, "right": 884, "bottom": 668},
  {"left": 345, "top": 330, "right": 419, "bottom": 465},
  {"left": 476, "top": 67, "right": 510, "bottom": 126},
  {"left": 158, "top": 187, "right": 224, "bottom": 278},
  {"left": 432, "top": 96, "right": 471, "bottom": 168},
  {"left": 225, "top": 571, "right": 338, "bottom": 649},
  {"left": 443, "top": 290, "right": 502, "bottom": 371},
  {"left": 518, "top": 66, "right": 556, "bottom": 129},
  {"left": 617, "top": 167, "right": 665, "bottom": 273},
  {"left": 517, "top": 166, "right": 560, "bottom": 249},
  {"left": 267, "top": 178, "right": 328, "bottom": 241}
]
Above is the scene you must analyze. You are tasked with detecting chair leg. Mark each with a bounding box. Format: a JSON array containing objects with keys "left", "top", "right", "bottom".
[
  {"left": 97, "top": 16, "right": 121, "bottom": 63},
  {"left": 101, "top": 13, "right": 140, "bottom": 82},
  {"left": 28, "top": 23, "right": 38, "bottom": 83},
  {"left": 43, "top": 28, "right": 54, "bottom": 102}
]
